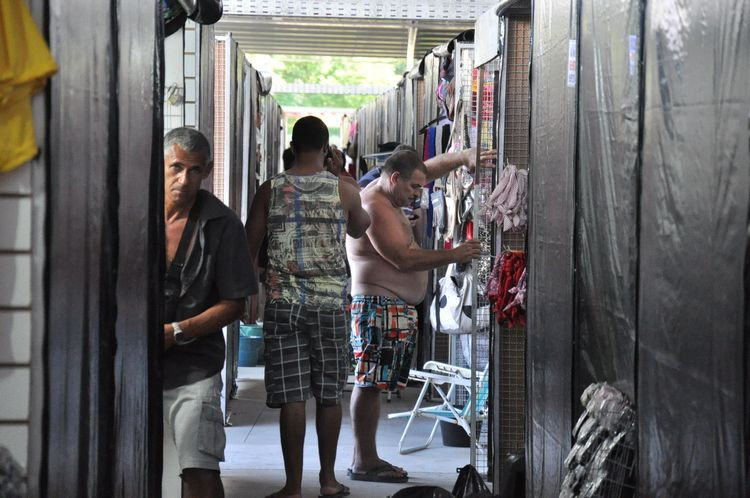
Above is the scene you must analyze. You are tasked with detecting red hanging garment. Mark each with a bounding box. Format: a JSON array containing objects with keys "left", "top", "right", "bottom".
[{"left": 487, "top": 251, "right": 526, "bottom": 328}]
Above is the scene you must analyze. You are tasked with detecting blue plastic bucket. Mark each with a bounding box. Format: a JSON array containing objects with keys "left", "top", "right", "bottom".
[
  {"left": 240, "top": 324, "right": 263, "bottom": 337},
  {"left": 238, "top": 336, "right": 262, "bottom": 367}
]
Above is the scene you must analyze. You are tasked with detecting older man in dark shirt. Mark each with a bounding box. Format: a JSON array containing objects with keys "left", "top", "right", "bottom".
[{"left": 162, "top": 127, "right": 256, "bottom": 498}]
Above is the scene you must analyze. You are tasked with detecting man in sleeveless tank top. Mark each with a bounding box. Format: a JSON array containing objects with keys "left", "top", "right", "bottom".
[{"left": 246, "top": 116, "right": 370, "bottom": 498}]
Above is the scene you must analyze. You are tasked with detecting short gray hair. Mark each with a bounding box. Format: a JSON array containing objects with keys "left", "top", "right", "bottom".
[
  {"left": 164, "top": 127, "right": 212, "bottom": 164},
  {"left": 381, "top": 149, "right": 426, "bottom": 179}
]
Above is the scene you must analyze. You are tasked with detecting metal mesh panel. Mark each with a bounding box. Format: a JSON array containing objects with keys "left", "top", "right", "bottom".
[
  {"left": 498, "top": 16, "right": 531, "bottom": 460},
  {"left": 500, "top": 326, "right": 526, "bottom": 454},
  {"left": 447, "top": 43, "right": 475, "bottom": 371},
  {"left": 471, "top": 57, "right": 501, "bottom": 477},
  {"left": 213, "top": 39, "right": 226, "bottom": 200},
  {"left": 455, "top": 43, "right": 476, "bottom": 151},
  {"left": 501, "top": 18, "right": 531, "bottom": 171}
]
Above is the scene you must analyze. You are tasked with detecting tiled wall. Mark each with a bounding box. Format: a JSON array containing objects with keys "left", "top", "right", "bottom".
[
  {"left": 0, "top": 165, "right": 33, "bottom": 471},
  {"left": 164, "top": 30, "right": 185, "bottom": 132},
  {"left": 183, "top": 21, "right": 199, "bottom": 128},
  {"left": 164, "top": 21, "right": 201, "bottom": 134}
]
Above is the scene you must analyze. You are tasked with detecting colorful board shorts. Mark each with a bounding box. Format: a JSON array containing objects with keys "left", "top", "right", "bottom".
[
  {"left": 263, "top": 301, "right": 349, "bottom": 408},
  {"left": 350, "top": 295, "right": 418, "bottom": 390}
]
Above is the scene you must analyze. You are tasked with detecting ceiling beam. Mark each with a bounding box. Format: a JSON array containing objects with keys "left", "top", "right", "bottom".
[
  {"left": 223, "top": 0, "right": 497, "bottom": 21},
  {"left": 406, "top": 22, "right": 418, "bottom": 69}
]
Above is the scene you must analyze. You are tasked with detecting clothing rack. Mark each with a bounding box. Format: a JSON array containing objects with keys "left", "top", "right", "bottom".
[{"left": 418, "top": 115, "right": 448, "bottom": 134}]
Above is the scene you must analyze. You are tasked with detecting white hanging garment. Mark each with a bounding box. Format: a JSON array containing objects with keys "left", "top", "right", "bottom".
[{"left": 479, "top": 164, "right": 529, "bottom": 231}]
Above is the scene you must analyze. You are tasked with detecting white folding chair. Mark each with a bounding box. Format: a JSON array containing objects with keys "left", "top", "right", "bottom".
[{"left": 388, "top": 361, "right": 490, "bottom": 454}]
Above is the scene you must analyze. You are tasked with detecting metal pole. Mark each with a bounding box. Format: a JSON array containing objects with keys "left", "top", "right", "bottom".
[{"left": 470, "top": 65, "right": 486, "bottom": 469}]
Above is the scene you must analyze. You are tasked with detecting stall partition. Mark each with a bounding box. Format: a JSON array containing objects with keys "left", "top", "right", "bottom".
[{"left": 528, "top": 0, "right": 750, "bottom": 495}]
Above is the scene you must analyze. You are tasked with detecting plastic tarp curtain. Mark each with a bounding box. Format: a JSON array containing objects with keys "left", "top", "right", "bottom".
[
  {"left": 526, "top": 0, "right": 578, "bottom": 495},
  {"left": 575, "top": 0, "right": 640, "bottom": 401},
  {"left": 637, "top": 1, "right": 749, "bottom": 495},
  {"left": 529, "top": 0, "right": 750, "bottom": 495},
  {"left": 44, "top": 0, "right": 163, "bottom": 495}
]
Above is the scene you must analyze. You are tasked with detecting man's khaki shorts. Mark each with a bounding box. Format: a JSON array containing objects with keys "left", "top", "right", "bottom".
[{"left": 163, "top": 372, "right": 225, "bottom": 471}]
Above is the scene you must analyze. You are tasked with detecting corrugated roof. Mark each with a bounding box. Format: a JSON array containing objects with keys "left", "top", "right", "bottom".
[
  {"left": 215, "top": 15, "right": 477, "bottom": 59},
  {"left": 224, "top": 0, "right": 496, "bottom": 21}
]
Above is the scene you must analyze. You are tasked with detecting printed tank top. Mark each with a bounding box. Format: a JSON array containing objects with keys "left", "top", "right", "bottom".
[{"left": 265, "top": 171, "right": 347, "bottom": 308}]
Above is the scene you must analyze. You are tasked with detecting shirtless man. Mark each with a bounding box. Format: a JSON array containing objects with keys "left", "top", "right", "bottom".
[{"left": 346, "top": 149, "right": 482, "bottom": 483}]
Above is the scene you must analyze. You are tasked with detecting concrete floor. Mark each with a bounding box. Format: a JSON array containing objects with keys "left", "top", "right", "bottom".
[{"left": 222, "top": 367, "right": 474, "bottom": 498}]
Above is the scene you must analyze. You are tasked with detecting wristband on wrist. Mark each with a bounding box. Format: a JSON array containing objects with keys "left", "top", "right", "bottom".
[{"left": 172, "top": 321, "right": 195, "bottom": 345}]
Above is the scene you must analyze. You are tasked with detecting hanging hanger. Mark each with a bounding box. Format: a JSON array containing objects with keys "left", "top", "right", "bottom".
[{"left": 418, "top": 115, "right": 447, "bottom": 134}]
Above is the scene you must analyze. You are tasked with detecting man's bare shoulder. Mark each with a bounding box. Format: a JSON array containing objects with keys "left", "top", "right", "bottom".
[
  {"left": 360, "top": 187, "right": 391, "bottom": 211},
  {"left": 258, "top": 178, "right": 273, "bottom": 193},
  {"left": 363, "top": 197, "right": 400, "bottom": 228},
  {"left": 249, "top": 180, "right": 272, "bottom": 217},
  {"left": 339, "top": 174, "right": 360, "bottom": 190}
]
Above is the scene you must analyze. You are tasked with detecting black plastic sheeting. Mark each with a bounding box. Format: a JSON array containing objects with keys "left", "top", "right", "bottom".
[
  {"left": 113, "top": 1, "right": 165, "bottom": 494},
  {"left": 637, "top": 1, "right": 749, "bottom": 496},
  {"left": 44, "top": 0, "right": 163, "bottom": 496},
  {"left": 575, "top": 0, "right": 641, "bottom": 401},
  {"left": 526, "top": 0, "right": 578, "bottom": 495},
  {"left": 529, "top": 0, "right": 750, "bottom": 495}
]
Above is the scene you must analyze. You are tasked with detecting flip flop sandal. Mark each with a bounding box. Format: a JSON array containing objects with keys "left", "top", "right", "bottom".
[
  {"left": 318, "top": 484, "right": 351, "bottom": 498},
  {"left": 348, "top": 463, "right": 409, "bottom": 483}
]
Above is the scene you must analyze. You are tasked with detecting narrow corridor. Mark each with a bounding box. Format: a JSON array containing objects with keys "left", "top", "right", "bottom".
[{"left": 221, "top": 368, "right": 467, "bottom": 497}]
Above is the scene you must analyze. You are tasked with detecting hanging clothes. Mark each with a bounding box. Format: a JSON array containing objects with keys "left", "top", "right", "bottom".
[
  {"left": 0, "top": 1, "right": 57, "bottom": 173},
  {"left": 423, "top": 128, "right": 431, "bottom": 161},
  {"left": 443, "top": 168, "right": 461, "bottom": 241},
  {"left": 427, "top": 126, "right": 437, "bottom": 159},
  {"left": 434, "top": 124, "right": 444, "bottom": 156},
  {"left": 504, "top": 268, "right": 526, "bottom": 313},
  {"left": 487, "top": 251, "right": 526, "bottom": 328},
  {"left": 441, "top": 123, "right": 451, "bottom": 153},
  {"left": 479, "top": 164, "right": 529, "bottom": 231}
]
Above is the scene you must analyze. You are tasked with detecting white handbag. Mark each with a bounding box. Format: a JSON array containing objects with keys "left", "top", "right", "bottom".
[
  {"left": 456, "top": 270, "right": 490, "bottom": 333},
  {"left": 430, "top": 264, "right": 490, "bottom": 335},
  {"left": 430, "top": 263, "right": 462, "bottom": 334}
]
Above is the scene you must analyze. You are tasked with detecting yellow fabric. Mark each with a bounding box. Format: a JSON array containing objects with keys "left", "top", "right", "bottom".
[{"left": 0, "top": 0, "right": 57, "bottom": 173}]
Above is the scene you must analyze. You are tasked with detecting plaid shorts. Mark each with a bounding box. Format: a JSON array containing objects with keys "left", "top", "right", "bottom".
[
  {"left": 350, "top": 295, "right": 418, "bottom": 390},
  {"left": 263, "top": 302, "right": 349, "bottom": 408}
]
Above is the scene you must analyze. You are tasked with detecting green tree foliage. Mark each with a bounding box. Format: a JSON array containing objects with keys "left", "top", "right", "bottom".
[
  {"left": 246, "top": 54, "right": 404, "bottom": 109},
  {"left": 272, "top": 54, "right": 404, "bottom": 87},
  {"left": 274, "top": 55, "right": 370, "bottom": 86},
  {"left": 274, "top": 92, "right": 376, "bottom": 109}
]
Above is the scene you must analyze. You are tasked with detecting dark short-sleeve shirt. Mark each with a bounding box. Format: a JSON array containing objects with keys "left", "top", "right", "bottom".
[{"left": 163, "top": 190, "right": 257, "bottom": 390}]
